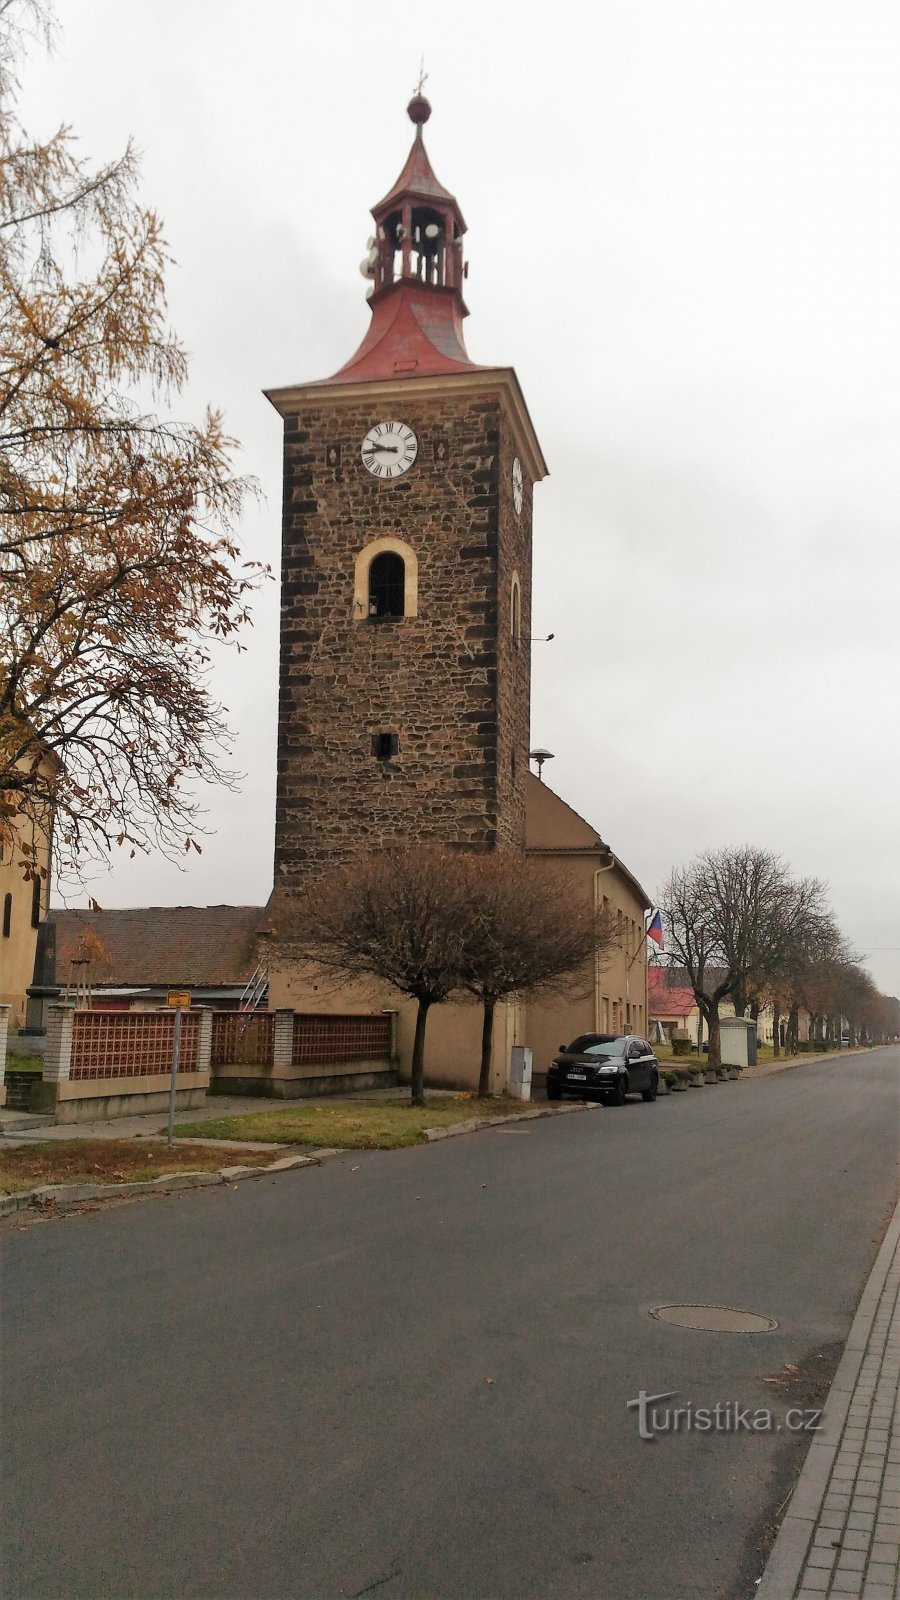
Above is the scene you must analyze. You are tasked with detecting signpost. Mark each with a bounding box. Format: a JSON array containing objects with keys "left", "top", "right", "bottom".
[{"left": 165, "top": 993, "right": 190, "bottom": 1145}]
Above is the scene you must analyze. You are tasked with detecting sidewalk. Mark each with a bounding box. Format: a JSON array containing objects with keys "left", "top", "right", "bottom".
[
  {"left": 744, "top": 1045, "right": 881, "bottom": 1082},
  {"left": 758, "top": 1196, "right": 900, "bottom": 1600}
]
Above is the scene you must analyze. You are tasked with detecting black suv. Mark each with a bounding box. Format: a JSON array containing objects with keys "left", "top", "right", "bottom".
[{"left": 546, "top": 1034, "right": 660, "bottom": 1106}]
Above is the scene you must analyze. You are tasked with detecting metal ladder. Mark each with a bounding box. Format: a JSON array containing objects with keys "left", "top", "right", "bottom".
[{"left": 238, "top": 959, "right": 269, "bottom": 1014}]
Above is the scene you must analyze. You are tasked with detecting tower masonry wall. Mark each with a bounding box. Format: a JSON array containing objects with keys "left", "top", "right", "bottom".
[{"left": 274, "top": 383, "right": 534, "bottom": 897}]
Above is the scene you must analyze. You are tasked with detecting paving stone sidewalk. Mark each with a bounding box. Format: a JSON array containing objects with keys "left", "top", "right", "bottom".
[{"left": 758, "top": 1196, "right": 900, "bottom": 1600}]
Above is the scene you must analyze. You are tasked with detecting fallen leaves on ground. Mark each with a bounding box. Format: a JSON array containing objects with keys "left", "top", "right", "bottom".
[{"left": 0, "top": 1140, "right": 275, "bottom": 1195}]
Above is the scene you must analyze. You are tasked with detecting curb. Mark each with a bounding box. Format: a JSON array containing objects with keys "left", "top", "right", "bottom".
[
  {"left": 756, "top": 1192, "right": 900, "bottom": 1600},
  {"left": 742, "top": 1043, "right": 884, "bottom": 1081},
  {"left": 424, "top": 1100, "right": 600, "bottom": 1141},
  {"left": 0, "top": 1151, "right": 317, "bottom": 1216}
]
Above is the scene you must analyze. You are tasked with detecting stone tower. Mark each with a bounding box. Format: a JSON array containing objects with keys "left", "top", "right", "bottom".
[{"left": 266, "top": 95, "right": 547, "bottom": 897}]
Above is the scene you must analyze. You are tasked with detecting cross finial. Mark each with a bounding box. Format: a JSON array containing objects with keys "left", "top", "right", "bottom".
[{"left": 414, "top": 58, "right": 428, "bottom": 97}]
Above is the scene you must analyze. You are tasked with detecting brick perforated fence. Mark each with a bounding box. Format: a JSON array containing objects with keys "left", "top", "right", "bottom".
[
  {"left": 210, "top": 1012, "right": 275, "bottom": 1067},
  {"left": 292, "top": 1013, "right": 392, "bottom": 1066},
  {"left": 70, "top": 1010, "right": 200, "bottom": 1081}
]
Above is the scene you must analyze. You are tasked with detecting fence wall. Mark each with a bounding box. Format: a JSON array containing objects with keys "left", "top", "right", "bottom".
[
  {"left": 33, "top": 1003, "right": 211, "bottom": 1123},
  {"left": 209, "top": 1008, "right": 396, "bottom": 1099},
  {"left": 24, "top": 1005, "right": 397, "bottom": 1118},
  {"left": 210, "top": 1012, "right": 275, "bottom": 1067},
  {"left": 291, "top": 1013, "right": 392, "bottom": 1066},
  {"left": 71, "top": 1010, "right": 200, "bottom": 1080}
]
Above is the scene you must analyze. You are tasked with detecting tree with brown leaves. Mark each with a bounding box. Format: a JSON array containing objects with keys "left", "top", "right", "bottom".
[{"left": 0, "top": 2, "right": 263, "bottom": 884}]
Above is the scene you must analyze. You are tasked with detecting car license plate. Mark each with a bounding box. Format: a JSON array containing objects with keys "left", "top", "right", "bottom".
[{"left": 568, "top": 1071, "right": 586, "bottom": 1080}]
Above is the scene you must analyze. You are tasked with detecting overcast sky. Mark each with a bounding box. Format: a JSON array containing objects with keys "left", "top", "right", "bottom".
[{"left": 18, "top": 0, "right": 899, "bottom": 995}]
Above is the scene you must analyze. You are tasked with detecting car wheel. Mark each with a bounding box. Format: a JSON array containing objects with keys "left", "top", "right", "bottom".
[
  {"left": 608, "top": 1076, "right": 626, "bottom": 1107},
  {"left": 546, "top": 1081, "right": 562, "bottom": 1101},
  {"left": 642, "top": 1073, "right": 659, "bottom": 1103}
]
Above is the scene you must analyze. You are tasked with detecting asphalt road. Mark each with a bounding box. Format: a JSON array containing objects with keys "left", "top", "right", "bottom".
[{"left": 2, "top": 1050, "right": 898, "bottom": 1600}]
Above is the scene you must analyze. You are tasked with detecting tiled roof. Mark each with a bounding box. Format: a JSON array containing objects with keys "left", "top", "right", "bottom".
[
  {"left": 374, "top": 129, "right": 462, "bottom": 218},
  {"left": 663, "top": 964, "right": 729, "bottom": 995},
  {"left": 648, "top": 968, "right": 696, "bottom": 1018},
  {"left": 48, "top": 905, "right": 268, "bottom": 988}
]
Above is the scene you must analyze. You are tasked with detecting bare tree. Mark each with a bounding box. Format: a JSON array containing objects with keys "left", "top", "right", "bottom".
[
  {"left": 740, "top": 875, "right": 831, "bottom": 1054},
  {"left": 658, "top": 858, "right": 735, "bottom": 1070},
  {"left": 455, "top": 853, "right": 617, "bottom": 1097},
  {"left": 279, "top": 847, "right": 473, "bottom": 1106}
]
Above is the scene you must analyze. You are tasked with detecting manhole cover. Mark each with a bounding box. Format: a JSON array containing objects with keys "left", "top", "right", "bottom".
[{"left": 650, "top": 1303, "right": 779, "bottom": 1333}]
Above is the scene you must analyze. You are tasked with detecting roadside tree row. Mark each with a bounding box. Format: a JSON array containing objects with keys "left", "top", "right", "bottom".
[{"left": 659, "top": 847, "right": 896, "bottom": 1070}]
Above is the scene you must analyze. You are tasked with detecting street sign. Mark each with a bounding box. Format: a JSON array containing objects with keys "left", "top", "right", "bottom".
[{"left": 166, "top": 991, "right": 191, "bottom": 1008}]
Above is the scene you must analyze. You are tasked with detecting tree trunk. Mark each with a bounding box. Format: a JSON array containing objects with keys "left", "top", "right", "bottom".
[
  {"left": 749, "top": 999, "right": 760, "bottom": 1022},
  {"left": 410, "top": 998, "right": 430, "bottom": 1107},
  {"left": 478, "top": 998, "right": 495, "bottom": 1099},
  {"left": 772, "top": 1002, "right": 781, "bottom": 1058},
  {"left": 787, "top": 1005, "right": 799, "bottom": 1054},
  {"left": 706, "top": 1005, "right": 722, "bottom": 1071}
]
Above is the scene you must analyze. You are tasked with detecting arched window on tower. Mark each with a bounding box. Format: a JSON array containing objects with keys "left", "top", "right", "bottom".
[
  {"left": 368, "top": 551, "right": 406, "bottom": 620},
  {"left": 354, "top": 537, "right": 418, "bottom": 621}
]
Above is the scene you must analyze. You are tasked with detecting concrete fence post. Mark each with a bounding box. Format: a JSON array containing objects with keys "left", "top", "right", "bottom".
[
  {"left": 382, "top": 1008, "right": 399, "bottom": 1065},
  {"left": 0, "top": 1003, "right": 9, "bottom": 1102},
  {"left": 194, "top": 1007, "right": 213, "bottom": 1079},
  {"left": 43, "top": 1002, "right": 75, "bottom": 1083},
  {"left": 273, "top": 1009, "right": 294, "bottom": 1070}
]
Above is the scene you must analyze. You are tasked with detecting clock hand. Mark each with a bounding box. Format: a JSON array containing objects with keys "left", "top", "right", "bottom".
[{"left": 363, "top": 444, "right": 399, "bottom": 454}]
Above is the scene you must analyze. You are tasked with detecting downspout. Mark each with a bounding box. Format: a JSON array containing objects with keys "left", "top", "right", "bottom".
[{"left": 593, "top": 857, "right": 616, "bottom": 1033}]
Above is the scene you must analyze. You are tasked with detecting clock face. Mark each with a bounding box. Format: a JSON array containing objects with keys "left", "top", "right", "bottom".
[
  {"left": 512, "top": 456, "right": 524, "bottom": 515},
  {"left": 361, "top": 420, "right": 418, "bottom": 480}
]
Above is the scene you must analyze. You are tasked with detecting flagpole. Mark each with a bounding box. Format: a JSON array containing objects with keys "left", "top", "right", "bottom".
[{"left": 627, "top": 910, "right": 662, "bottom": 972}]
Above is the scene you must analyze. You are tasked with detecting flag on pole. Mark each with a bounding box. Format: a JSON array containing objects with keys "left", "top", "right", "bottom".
[{"left": 646, "top": 910, "right": 664, "bottom": 947}]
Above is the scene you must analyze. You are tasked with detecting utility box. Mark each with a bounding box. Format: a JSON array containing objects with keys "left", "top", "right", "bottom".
[
  {"left": 508, "top": 1045, "right": 533, "bottom": 1101},
  {"left": 720, "top": 1017, "right": 757, "bottom": 1067}
]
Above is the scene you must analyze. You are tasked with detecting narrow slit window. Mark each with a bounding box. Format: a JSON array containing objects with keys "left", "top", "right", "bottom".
[
  {"left": 511, "top": 577, "right": 521, "bottom": 648},
  {"left": 368, "top": 552, "right": 406, "bottom": 619},
  {"left": 31, "top": 875, "right": 42, "bottom": 928},
  {"left": 2, "top": 892, "right": 11, "bottom": 938},
  {"left": 372, "top": 732, "right": 399, "bottom": 760}
]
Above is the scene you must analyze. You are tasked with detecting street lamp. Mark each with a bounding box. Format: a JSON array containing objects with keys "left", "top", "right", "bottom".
[{"left": 529, "top": 748, "right": 554, "bottom": 781}]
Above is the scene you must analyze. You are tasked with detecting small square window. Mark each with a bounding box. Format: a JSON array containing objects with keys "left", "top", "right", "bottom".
[{"left": 372, "top": 732, "right": 399, "bottom": 760}]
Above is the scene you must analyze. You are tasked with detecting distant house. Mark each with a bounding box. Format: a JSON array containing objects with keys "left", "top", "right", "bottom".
[
  {"left": 42, "top": 905, "right": 269, "bottom": 1011},
  {"left": 648, "top": 967, "right": 698, "bottom": 1043},
  {"left": 650, "top": 964, "right": 788, "bottom": 1047}
]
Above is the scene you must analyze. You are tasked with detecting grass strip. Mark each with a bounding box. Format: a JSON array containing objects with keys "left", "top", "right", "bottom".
[
  {"left": 176, "top": 1094, "right": 527, "bottom": 1150},
  {"left": 0, "top": 1139, "right": 275, "bottom": 1195}
]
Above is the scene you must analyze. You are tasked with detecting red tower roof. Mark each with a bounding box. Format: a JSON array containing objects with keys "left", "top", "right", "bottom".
[
  {"left": 374, "top": 102, "right": 465, "bottom": 223},
  {"left": 321, "top": 95, "right": 483, "bottom": 387}
]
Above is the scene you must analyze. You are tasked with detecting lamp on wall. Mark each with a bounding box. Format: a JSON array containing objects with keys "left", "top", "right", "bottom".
[{"left": 529, "top": 748, "right": 554, "bottom": 781}]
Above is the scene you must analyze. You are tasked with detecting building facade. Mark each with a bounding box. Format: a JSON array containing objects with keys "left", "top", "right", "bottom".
[
  {"left": 525, "top": 777, "right": 651, "bottom": 1084},
  {"left": 0, "top": 802, "right": 51, "bottom": 1033}
]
